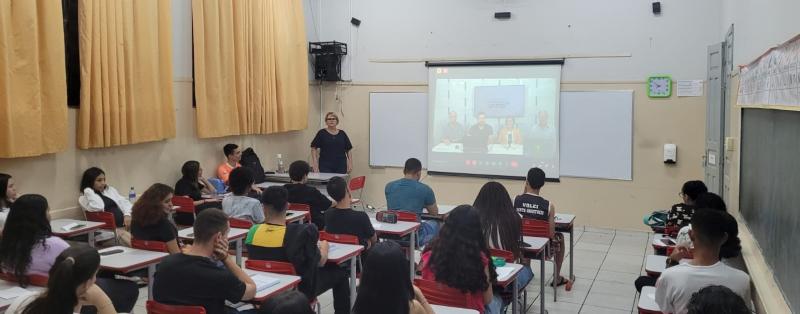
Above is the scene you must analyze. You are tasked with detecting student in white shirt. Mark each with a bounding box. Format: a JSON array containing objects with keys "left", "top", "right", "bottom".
[
  {"left": 655, "top": 209, "right": 751, "bottom": 314},
  {"left": 0, "top": 173, "right": 18, "bottom": 230},
  {"left": 7, "top": 246, "right": 117, "bottom": 314},
  {"left": 222, "top": 167, "right": 264, "bottom": 224},
  {"left": 78, "top": 167, "right": 133, "bottom": 246}
]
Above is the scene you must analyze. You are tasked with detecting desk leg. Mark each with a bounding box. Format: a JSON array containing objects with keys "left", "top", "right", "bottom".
[
  {"left": 512, "top": 277, "right": 518, "bottom": 314},
  {"left": 148, "top": 264, "right": 156, "bottom": 300},
  {"left": 88, "top": 230, "right": 96, "bottom": 248},
  {"left": 349, "top": 256, "right": 357, "bottom": 309},
  {"left": 236, "top": 238, "right": 243, "bottom": 267},
  {"left": 569, "top": 225, "right": 575, "bottom": 282},
  {"left": 540, "top": 252, "right": 546, "bottom": 314},
  {"left": 409, "top": 231, "right": 416, "bottom": 280}
]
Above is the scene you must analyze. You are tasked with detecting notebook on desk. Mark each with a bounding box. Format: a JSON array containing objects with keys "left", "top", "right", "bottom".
[{"left": 251, "top": 274, "right": 281, "bottom": 292}]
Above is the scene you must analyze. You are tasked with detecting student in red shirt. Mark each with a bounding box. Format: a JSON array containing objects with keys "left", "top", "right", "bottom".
[{"left": 420, "top": 205, "right": 501, "bottom": 314}]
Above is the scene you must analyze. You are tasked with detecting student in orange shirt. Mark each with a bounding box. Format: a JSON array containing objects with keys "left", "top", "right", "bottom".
[{"left": 217, "top": 144, "right": 242, "bottom": 184}]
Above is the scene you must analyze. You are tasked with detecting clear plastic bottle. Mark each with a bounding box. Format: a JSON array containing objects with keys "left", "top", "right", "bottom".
[
  {"left": 277, "top": 154, "right": 285, "bottom": 173},
  {"left": 128, "top": 187, "right": 136, "bottom": 202}
]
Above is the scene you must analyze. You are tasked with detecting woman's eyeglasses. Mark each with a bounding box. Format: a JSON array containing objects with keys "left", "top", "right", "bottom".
[{"left": 326, "top": 118, "right": 337, "bottom": 121}]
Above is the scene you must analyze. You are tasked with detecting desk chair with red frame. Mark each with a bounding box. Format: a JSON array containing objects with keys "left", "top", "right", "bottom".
[
  {"left": 131, "top": 239, "right": 169, "bottom": 253},
  {"left": 490, "top": 248, "right": 531, "bottom": 312},
  {"left": 287, "top": 203, "right": 312, "bottom": 224},
  {"left": 414, "top": 278, "right": 472, "bottom": 310},
  {"left": 171, "top": 196, "right": 197, "bottom": 227},
  {"left": 521, "top": 218, "right": 564, "bottom": 301},
  {"left": 146, "top": 300, "right": 206, "bottom": 314},
  {"left": 348, "top": 176, "right": 366, "bottom": 209},
  {"left": 319, "top": 231, "right": 363, "bottom": 276},
  {"left": 244, "top": 260, "right": 321, "bottom": 313},
  {"left": 0, "top": 272, "right": 49, "bottom": 287},
  {"left": 84, "top": 211, "right": 120, "bottom": 245}
]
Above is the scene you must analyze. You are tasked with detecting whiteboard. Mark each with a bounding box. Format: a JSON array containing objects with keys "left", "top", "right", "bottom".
[
  {"left": 368, "top": 90, "right": 633, "bottom": 180},
  {"left": 369, "top": 93, "right": 428, "bottom": 167},
  {"left": 559, "top": 91, "right": 633, "bottom": 180}
]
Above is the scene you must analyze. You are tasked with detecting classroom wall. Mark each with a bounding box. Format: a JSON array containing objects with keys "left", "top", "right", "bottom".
[
  {"left": 310, "top": 0, "right": 722, "bottom": 82},
  {"left": 317, "top": 82, "right": 705, "bottom": 231}
]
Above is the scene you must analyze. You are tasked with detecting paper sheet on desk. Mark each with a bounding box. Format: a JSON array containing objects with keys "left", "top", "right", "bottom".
[
  {"left": 251, "top": 274, "right": 281, "bottom": 291},
  {"left": 0, "top": 286, "right": 32, "bottom": 299},
  {"left": 495, "top": 266, "right": 514, "bottom": 279}
]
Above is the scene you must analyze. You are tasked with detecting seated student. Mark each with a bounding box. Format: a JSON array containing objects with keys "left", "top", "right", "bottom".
[
  {"left": 131, "top": 183, "right": 181, "bottom": 254},
  {"left": 217, "top": 144, "right": 242, "bottom": 184},
  {"left": 384, "top": 158, "right": 440, "bottom": 246},
  {"left": 353, "top": 241, "right": 435, "bottom": 314},
  {"left": 655, "top": 209, "right": 751, "bottom": 314},
  {"left": 285, "top": 160, "right": 333, "bottom": 229},
  {"left": 153, "top": 209, "right": 257, "bottom": 314},
  {"left": 0, "top": 194, "right": 138, "bottom": 313},
  {"left": 473, "top": 182, "right": 533, "bottom": 291},
  {"left": 686, "top": 285, "right": 750, "bottom": 314},
  {"left": 0, "top": 173, "right": 18, "bottom": 230},
  {"left": 78, "top": 167, "right": 132, "bottom": 245},
  {"left": 324, "top": 176, "right": 376, "bottom": 248},
  {"left": 420, "top": 205, "right": 501, "bottom": 314},
  {"left": 666, "top": 180, "right": 708, "bottom": 231},
  {"left": 222, "top": 167, "right": 265, "bottom": 224},
  {"left": 245, "top": 186, "right": 350, "bottom": 314},
  {"left": 260, "top": 290, "right": 315, "bottom": 314},
  {"left": 175, "top": 161, "right": 222, "bottom": 225},
  {"left": 7, "top": 246, "right": 117, "bottom": 314},
  {"left": 514, "top": 167, "right": 567, "bottom": 287},
  {"left": 634, "top": 192, "right": 740, "bottom": 292}
]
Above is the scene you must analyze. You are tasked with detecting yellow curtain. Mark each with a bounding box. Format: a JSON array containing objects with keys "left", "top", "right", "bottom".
[
  {"left": 193, "top": 0, "right": 308, "bottom": 138},
  {"left": 0, "top": 0, "right": 68, "bottom": 158},
  {"left": 77, "top": 0, "right": 175, "bottom": 149}
]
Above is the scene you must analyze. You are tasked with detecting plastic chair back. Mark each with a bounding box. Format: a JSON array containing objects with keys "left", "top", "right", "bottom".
[
  {"left": 172, "top": 196, "right": 196, "bottom": 215},
  {"left": 245, "top": 260, "right": 297, "bottom": 275},
  {"left": 319, "top": 231, "right": 359, "bottom": 245},
  {"left": 131, "top": 239, "right": 169, "bottom": 253},
  {"left": 521, "top": 218, "right": 553, "bottom": 238},
  {"left": 490, "top": 248, "right": 515, "bottom": 263},
  {"left": 146, "top": 300, "right": 207, "bottom": 314},
  {"left": 85, "top": 211, "right": 118, "bottom": 230},
  {"left": 229, "top": 217, "right": 254, "bottom": 229},
  {"left": 414, "top": 278, "right": 471, "bottom": 309}
]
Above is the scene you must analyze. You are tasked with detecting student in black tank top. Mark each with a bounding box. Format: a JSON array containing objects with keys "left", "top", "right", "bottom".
[{"left": 513, "top": 167, "right": 569, "bottom": 287}]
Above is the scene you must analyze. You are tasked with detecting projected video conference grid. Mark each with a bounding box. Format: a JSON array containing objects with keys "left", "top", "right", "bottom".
[{"left": 427, "top": 65, "right": 560, "bottom": 178}]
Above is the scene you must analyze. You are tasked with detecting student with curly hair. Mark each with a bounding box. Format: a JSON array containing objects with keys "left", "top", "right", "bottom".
[
  {"left": 420, "top": 205, "right": 501, "bottom": 314},
  {"left": 131, "top": 183, "right": 181, "bottom": 254}
]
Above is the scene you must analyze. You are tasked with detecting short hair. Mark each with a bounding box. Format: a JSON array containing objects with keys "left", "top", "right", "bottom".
[
  {"left": 526, "top": 167, "right": 546, "bottom": 189},
  {"left": 326, "top": 177, "right": 348, "bottom": 203},
  {"left": 681, "top": 180, "right": 708, "bottom": 201},
  {"left": 223, "top": 144, "right": 238, "bottom": 157},
  {"left": 260, "top": 290, "right": 314, "bottom": 314},
  {"left": 687, "top": 285, "right": 749, "bottom": 314},
  {"left": 690, "top": 209, "right": 731, "bottom": 247},
  {"left": 260, "top": 186, "right": 288, "bottom": 214},
  {"left": 193, "top": 209, "right": 229, "bottom": 244},
  {"left": 694, "top": 192, "right": 727, "bottom": 212},
  {"left": 403, "top": 158, "right": 422, "bottom": 174},
  {"left": 228, "top": 167, "right": 255, "bottom": 195},
  {"left": 288, "top": 160, "right": 311, "bottom": 182}
]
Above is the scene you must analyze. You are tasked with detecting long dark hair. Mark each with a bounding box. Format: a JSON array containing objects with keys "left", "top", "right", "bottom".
[
  {"left": 79, "top": 167, "right": 105, "bottom": 192},
  {"left": 425, "top": 205, "right": 497, "bottom": 293},
  {"left": 181, "top": 161, "right": 201, "bottom": 189},
  {"left": 0, "top": 173, "right": 12, "bottom": 208},
  {"left": 132, "top": 183, "right": 174, "bottom": 227},
  {"left": 353, "top": 241, "right": 412, "bottom": 314},
  {"left": 22, "top": 246, "right": 101, "bottom": 314},
  {"left": 474, "top": 181, "right": 522, "bottom": 259},
  {"left": 260, "top": 290, "right": 314, "bottom": 314},
  {"left": 0, "top": 194, "right": 53, "bottom": 286},
  {"left": 686, "top": 285, "right": 749, "bottom": 314}
]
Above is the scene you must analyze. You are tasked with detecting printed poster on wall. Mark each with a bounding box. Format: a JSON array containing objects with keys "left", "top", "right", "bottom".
[{"left": 739, "top": 34, "right": 800, "bottom": 108}]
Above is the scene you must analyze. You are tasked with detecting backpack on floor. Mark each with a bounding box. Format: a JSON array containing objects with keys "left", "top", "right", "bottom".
[
  {"left": 240, "top": 147, "right": 266, "bottom": 183},
  {"left": 643, "top": 210, "right": 668, "bottom": 233}
]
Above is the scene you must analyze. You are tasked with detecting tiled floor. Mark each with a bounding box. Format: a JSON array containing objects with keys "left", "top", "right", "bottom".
[{"left": 132, "top": 226, "right": 654, "bottom": 314}]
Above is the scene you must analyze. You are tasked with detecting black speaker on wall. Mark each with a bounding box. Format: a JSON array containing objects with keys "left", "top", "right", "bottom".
[
  {"left": 652, "top": 2, "right": 661, "bottom": 15},
  {"left": 314, "top": 55, "right": 343, "bottom": 81}
]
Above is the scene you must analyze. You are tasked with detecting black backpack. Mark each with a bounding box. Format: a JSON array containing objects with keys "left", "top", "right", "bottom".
[{"left": 240, "top": 147, "right": 266, "bottom": 183}]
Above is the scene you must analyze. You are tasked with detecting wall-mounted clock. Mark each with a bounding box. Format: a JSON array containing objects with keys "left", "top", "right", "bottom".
[{"left": 647, "top": 75, "right": 672, "bottom": 98}]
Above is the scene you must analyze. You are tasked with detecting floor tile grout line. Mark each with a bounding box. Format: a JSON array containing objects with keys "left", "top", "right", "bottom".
[{"left": 577, "top": 229, "right": 615, "bottom": 313}]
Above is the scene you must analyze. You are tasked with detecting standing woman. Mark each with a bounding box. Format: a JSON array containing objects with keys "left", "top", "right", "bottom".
[
  {"left": 0, "top": 173, "right": 18, "bottom": 230},
  {"left": 311, "top": 112, "right": 353, "bottom": 174}
]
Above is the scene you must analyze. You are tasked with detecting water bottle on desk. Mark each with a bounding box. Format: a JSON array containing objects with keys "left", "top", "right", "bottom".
[
  {"left": 128, "top": 187, "right": 136, "bottom": 202},
  {"left": 276, "top": 154, "right": 285, "bottom": 173}
]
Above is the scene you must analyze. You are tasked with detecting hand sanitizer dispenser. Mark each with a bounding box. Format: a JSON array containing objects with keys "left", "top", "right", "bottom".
[{"left": 664, "top": 144, "right": 677, "bottom": 164}]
